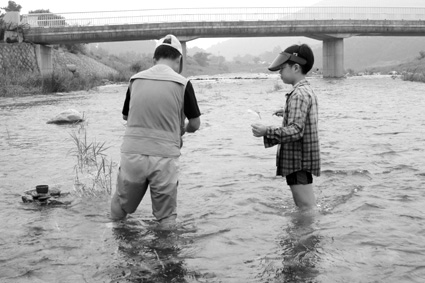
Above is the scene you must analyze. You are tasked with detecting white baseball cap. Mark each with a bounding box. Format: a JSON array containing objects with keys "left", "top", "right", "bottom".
[{"left": 156, "top": 34, "right": 183, "bottom": 73}]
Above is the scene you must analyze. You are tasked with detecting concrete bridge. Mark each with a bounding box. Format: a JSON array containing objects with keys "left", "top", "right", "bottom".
[{"left": 15, "top": 7, "right": 425, "bottom": 78}]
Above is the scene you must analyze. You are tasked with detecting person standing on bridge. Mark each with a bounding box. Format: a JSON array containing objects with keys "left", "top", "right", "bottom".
[
  {"left": 111, "top": 34, "right": 201, "bottom": 227},
  {"left": 251, "top": 44, "right": 320, "bottom": 211}
]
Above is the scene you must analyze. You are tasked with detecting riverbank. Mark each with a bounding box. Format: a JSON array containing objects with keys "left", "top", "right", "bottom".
[
  {"left": 0, "top": 70, "right": 122, "bottom": 97},
  {"left": 0, "top": 45, "right": 122, "bottom": 97},
  {"left": 2, "top": 49, "right": 425, "bottom": 97},
  {"left": 364, "top": 54, "right": 425, "bottom": 83},
  {"left": 402, "top": 71, "right": 425, "bottom": 82}
]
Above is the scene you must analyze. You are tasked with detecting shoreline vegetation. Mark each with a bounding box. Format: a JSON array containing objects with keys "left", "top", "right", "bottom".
[
  {"left": 0, "top": 68, "right": 126, "bottom": 97},
  {"left": 1, "top": 45, "right": 425, "bottom": 97},
  {"left": 69, "top": 120, "right": 115, "bottom": 197}
]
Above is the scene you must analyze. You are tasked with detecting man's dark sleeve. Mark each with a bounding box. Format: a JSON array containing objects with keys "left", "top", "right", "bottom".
[
  {"left": 184, "top": 81, "right": 201, "bottom": 119},
  {"left": 122, "top": 87, "right": 130, "bottom": 116}
]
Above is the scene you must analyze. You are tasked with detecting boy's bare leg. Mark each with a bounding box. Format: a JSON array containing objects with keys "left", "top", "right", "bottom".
[
  {"left": 110, "top": 193, "right": 127, "bottom": 220},
  {"left": 289, "top": 184, "right": 316, "bottom": 210}
]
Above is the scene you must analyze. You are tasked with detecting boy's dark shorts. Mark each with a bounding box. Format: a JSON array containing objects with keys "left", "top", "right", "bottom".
[{"left": 286, "top": 170, "right": 313, "bottom": 185}]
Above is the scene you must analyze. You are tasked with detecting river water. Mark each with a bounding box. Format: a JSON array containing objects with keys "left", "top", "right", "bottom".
[{"left": 1, "top": 74, "right": 424, "bottom": 283}]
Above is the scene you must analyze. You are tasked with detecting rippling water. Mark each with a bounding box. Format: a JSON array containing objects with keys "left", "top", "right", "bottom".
[{"left": 1, "top": 75, "right": 424, "bottom": 283}]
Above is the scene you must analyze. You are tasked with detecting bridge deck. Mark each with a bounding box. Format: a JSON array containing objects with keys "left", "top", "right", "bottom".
[
  {"left": 21, "top": 7, "right": 425, "bottom": 44},
  {"left": 23, "top": 20, "right": 425, "bottom": 44},
  {"left": 22, "top": 7, "right": 425, "bottom": 27}
]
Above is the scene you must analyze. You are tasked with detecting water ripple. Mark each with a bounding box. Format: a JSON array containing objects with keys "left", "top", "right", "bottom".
[{"left": 2, "top": 78, "right": 425, "bottom": 282}]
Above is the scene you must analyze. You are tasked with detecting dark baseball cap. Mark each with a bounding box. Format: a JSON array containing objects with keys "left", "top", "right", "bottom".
[{"left": 268, "top": 44, "right": 314, "bottom": 72}]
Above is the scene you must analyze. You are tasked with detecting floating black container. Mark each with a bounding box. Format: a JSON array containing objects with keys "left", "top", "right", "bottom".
[{"left": 36, "top": 185, "right": 49, "bottom": 194}]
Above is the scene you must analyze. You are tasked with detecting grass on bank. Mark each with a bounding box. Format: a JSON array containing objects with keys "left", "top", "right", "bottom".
[
  {"left": 0, "top": 68, "right": 130, "bottom": 97},
  {"left": 0, "top": 69, "right": 43, "bottom": 97},
  {"left": 402, "top": 72, "right": 425, "bottom": 82},
  {"left": 68, "top": 121, "right": 115, "bottom": 197},
  {"left": 359, "top": 52, "right": 425, "bottom": 83},
  {"left": 400, "top": 57, "right": 425, "bottom": 82}
]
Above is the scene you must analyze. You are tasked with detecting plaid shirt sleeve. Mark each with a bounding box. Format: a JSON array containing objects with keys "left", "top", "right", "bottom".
[{"left": 263, "top": 91, "right": 309, "bottom": 147}]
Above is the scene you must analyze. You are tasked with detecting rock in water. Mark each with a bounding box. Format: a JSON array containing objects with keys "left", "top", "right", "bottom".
[{"left": 47, "top": 109, "right": 84, "bottom": 124}]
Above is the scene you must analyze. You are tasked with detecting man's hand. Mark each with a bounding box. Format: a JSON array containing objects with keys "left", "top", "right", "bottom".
[
  {"left": 185, "top": 117, "right": 201, "bottom": 133},
  {"left": 251, "top": 123, "right": 268, "bottom": 137},
  {"left": 272, "top": 109, "right": 284, "bottom": 117}
]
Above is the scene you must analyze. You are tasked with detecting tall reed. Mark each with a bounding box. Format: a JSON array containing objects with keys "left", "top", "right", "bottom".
[{"left": 68, "top": 120, "right": 115, "bottom": 196}]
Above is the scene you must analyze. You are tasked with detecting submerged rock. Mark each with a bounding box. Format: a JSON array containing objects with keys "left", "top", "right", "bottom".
[{"left": 47, "top": 109, "right": 84, "bottom": 124}]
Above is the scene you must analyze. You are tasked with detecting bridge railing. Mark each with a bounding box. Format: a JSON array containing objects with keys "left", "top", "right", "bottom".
[{"left": 21, "top": 7, "right": 425, "bottom": 28}]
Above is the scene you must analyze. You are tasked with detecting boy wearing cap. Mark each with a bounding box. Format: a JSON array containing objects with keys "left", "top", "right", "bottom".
[
  {"left": 251, "top": 44, "right": 320, "bottom": 211},
  {"left": 111, "top": 34, "right": 201, "bottom": 226}
]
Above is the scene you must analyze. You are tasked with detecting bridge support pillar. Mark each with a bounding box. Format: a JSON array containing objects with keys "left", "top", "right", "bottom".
[
  {"left": 181, "top": 41, "right": 187, "bottom": 77},
  {"left": 35, "top": 45, "right": 53, "bottom": 92},
  {"left": 177, "top": 36, "right": 197, "bottom": 77},
  {"left": 322, "top": 38, "right": 344, "bottom": 78}
]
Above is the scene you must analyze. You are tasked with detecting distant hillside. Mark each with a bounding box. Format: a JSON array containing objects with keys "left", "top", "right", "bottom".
[
  {"left": 313, "top": 37, "right": 425, "bottom": 72},
  {"left": 365, "top": 54, "right": 425, "bottom": 73},
  {"left": 85, "top": 0, "right": 425, "bottom": 73},
  {"left": 204, "top": 36, "right": 425, "bottom": 72},
  {"left": 206, "top": 37, "right": 320, "bottom": 61},
  {"left": 87, "top": 36, "right": 425, "bottom": 73},
  {"left": 88, "top": 40, "right": 156, "bottom": 56}
]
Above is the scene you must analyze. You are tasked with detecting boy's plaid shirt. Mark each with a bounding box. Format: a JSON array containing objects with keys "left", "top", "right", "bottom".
[{"left": 263, "top": 79, "right": 321, "bottom": 177}]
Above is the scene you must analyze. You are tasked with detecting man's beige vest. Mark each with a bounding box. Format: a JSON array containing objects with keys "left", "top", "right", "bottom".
[{"left": 121, "top": 64, "right": 188, "bottom": 157}]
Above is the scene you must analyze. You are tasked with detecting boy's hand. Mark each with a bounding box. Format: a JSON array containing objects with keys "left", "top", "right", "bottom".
[
  {"left": 272, "top": 109, "right": 284, "bottom": 117},
  {"left": 251, "top": 124, "right": 268, "bottom": 137}
]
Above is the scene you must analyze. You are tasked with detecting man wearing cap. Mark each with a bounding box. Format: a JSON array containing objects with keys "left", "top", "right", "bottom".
[
  {"left": 251, "top": 44, "right": 320, "bottom": 211},
  {"left": 111, "top": 34, "right": 201, "bottom": 226}
]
